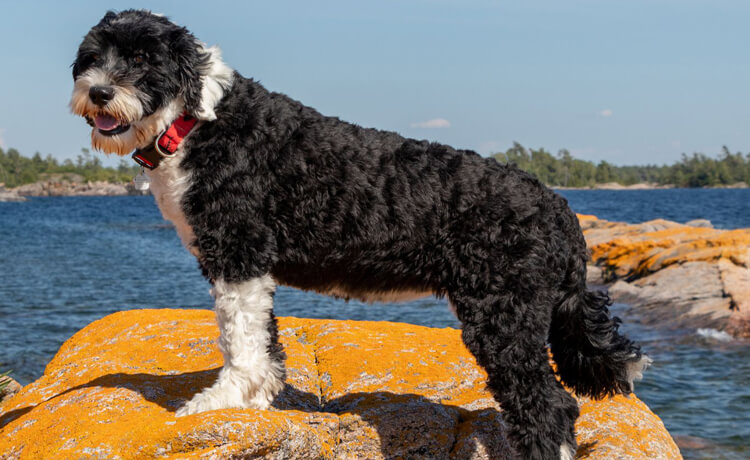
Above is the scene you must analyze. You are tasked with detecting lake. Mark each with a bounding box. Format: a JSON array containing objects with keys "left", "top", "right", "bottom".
[{"left": 1, "top": 188, "right": 748, "bottom": 459}]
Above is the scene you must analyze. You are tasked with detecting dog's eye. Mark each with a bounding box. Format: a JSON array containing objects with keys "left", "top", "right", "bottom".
[
  {"left": 82, "top": 53, "right": 99, "bottom": 66},
  {"left": 133, "top": 53, "right": 146, "bottom": 64}
]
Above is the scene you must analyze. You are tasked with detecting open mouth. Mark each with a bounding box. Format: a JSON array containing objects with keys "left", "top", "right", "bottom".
[{"left": 91, "top": 114, "right": 131, "bottom": 136}]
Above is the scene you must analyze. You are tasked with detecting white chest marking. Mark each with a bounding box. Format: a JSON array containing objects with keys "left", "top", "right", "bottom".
[{"left": 146, "top": 145, "right": 199, "bottom": 257}]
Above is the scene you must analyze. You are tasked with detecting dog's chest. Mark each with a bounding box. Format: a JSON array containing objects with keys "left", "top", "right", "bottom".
[{"left": 145, "top": 149, "right": 199, "bottom": 257}]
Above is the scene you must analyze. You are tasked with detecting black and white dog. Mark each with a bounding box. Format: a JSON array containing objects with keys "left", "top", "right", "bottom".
[{"left": 71, "top": 10, "right": 650, "bottom": 459}]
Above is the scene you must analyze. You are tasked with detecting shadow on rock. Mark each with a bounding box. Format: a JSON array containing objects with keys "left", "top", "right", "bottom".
[
  {"left": 2, "top": 369, "right": 516, "bottom": 459},
  {"left": 0, "top": 369, "right": 219, "bottom": 429}
]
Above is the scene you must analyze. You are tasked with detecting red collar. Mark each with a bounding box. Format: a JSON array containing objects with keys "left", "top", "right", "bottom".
[{"left": 132, "top": 113, "right": 198, "bottom": 170}]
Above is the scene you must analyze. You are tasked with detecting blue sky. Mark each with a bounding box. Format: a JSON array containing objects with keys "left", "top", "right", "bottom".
[{"left": 2, "top": 0, "right": 750, "bottom": 166}]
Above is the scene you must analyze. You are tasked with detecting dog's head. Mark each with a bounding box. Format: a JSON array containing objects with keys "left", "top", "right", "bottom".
[{"left": 70, "top": 10, "right": 233, "bottom": 155}]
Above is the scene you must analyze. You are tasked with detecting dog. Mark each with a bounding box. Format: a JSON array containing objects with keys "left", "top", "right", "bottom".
[{"left": 70, "top": 10, "right": 650, "bottom": 459}]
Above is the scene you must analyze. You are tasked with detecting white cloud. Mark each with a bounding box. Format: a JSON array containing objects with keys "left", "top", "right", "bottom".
[
  {"left": 411, "top": 118, "right": 451, "bottom": 129},
  {"left": 0, "top": 128, "right": 5, "bottom": 148},
  {"left": 599, "top": 109, "right": 613, "bottom": 117}
]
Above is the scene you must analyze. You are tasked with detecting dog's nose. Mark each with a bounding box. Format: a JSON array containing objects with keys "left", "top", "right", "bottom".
[{"left": 89, "top": 86, "right": 115, "bottom": 106}]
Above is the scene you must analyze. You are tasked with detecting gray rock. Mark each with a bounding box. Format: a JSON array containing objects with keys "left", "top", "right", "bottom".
[
  {"left": 586, "top": 265, "right": 604, "bottom": 284},
  {"left": 583, "top": 215, "right": 749, "bottom": 337},
  {"left": 609, "top": 262, "right": 733, "bottom": 330},
  {"left": 685, "top": 219, "right": 713, "bottom": 228},
  {"left": 14, "top": 182, "right": 45, "bottom": 196},
  {"left": 0, "top": 190, "right": 26, "bottom": 202},
  {"left": 0, "top": 377, "right": 22, "bottom": 404}
]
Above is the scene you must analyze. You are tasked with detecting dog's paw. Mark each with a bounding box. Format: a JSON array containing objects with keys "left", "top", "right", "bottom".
[
  {"left": 247, "top": 372, "right": 286, "bottom": 410},
  {"left": 246, "top": 388, "right": 277, "bottom": 411},
  {"left": 174, "top": 402, "right": 200, "bottom": 417},
  {"left": 175, "top": 387, "right": 240, "bottom": 417},
  {"left": 175, "top": 383, "right": 278, "bottom": 417},
  {"left": 175, "top": 394, "right": 216, "bottom": 417}
]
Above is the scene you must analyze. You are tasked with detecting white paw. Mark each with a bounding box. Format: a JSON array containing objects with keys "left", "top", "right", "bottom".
[
  {"left": 175, "top": 389, "right": 234, "bottom": 417},
  {"left": 174, "top": 372, "right": 284, "bottom": 417},
  {"left": 247, "top": 376, "right": 286, "bottom": 410},
  {"left": 174, "top": 380, "right": 250, "bottom": 417},
  {"left": 247, "top": 386, "right": 281, "bottom": 410}
]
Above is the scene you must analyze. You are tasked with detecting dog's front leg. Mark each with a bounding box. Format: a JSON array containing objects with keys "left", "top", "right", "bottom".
[{"left": 176, "top": 275, "right": 286, "bottom": 416}]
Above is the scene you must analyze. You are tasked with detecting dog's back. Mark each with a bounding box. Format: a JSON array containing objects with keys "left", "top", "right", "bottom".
[{"left": 182, "top": 77, "right": 562, "bottom": 293}]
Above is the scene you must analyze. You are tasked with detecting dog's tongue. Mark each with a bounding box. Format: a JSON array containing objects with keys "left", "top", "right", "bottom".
[{"left": 95, "top": 114, "right": 120, "bottom": 131}]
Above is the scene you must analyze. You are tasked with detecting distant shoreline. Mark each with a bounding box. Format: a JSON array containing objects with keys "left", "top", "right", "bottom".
[
  {"left": 0, "top": 175, "right": 146, "bottom": 201},
  {"left": 3, "top": 180, "right": 749, "bottom": 202},
  {"left": 554, "top": 181, "right": 748, "bottom": 191}
]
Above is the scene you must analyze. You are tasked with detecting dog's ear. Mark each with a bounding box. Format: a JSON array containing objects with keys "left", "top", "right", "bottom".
[
  {"left": 170, "top": 28, "right": 209, "bottom": 117},
  {"left": 72, "top": 11, "right": 118, "bottom": 78},
  {"left": 95, "top": 10, "right": 118, "bottom": 28}
]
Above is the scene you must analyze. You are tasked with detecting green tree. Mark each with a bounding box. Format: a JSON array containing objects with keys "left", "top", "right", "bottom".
[
  {"left": 595, "top": 161, "right": 612, "bottom": 183},
  {"left": 493, "top": 144, "right": 750, "bottom": 188}
]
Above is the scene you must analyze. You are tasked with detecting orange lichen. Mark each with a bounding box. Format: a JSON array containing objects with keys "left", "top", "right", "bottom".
[
  {"left": 576, "top": 214, "right": 599, "bottom": 222},
  {"left": 576, "top": 394, "right": 680, "bottom": 459},
  {"left": 584, "top": 219, "right": 750, "bottom": 281},
  {"left": 0, "top": 309, "right": 681, "bottom": 459},
  {"left": 579, "top": 215, "right": 750, "bottom": 338}
]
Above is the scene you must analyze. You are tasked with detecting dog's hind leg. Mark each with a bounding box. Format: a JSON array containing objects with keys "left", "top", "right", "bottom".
[
  {"left": 451, "top": 289, "right": 578, "bottom": 460},
  {"left": 176, "top": 275, "right": 286, "bottom": 416}
]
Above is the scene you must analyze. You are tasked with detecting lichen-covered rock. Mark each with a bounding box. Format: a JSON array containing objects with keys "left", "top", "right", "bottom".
[
  {"left": 0, "top": 309, "right": 680, "bottom": 459},
  {"left": 0, "top": 377, "right": 21, "bottom": 404},
  {"left": 579, "top": 215, "right": 750, "bottom": 337}
]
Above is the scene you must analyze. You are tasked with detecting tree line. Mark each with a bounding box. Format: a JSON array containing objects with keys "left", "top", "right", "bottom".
[
  {"left": 0, "top": 147, "right": 139, "bottom": 188},
  {"left": 493, "top": 143, "right": 750, "bottom": 188},
  {"left": 1, "top": 144, "right": 750, "bottom": 189}
]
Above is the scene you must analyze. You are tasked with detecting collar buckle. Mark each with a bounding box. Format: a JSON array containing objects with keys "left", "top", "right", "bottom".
[{"left": 154, "top": 132, "right": 176, "bottom": 158}]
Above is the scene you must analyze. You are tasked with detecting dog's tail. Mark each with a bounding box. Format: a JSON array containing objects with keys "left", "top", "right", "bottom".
[{"left": 548, "top": 255, "right": 651, "bottom": 399}]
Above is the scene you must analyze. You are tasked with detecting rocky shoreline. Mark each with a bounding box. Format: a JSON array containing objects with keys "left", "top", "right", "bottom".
[
  {"left": 0, "top": 174, "right": 147, "bottom": 201},
  {"left": 556, "top": 181, "right": 748, "bottom": 190},
  {"left": 12, "top": 180, "right": 139, "bottom": 197},
  {"left": 2, "top": 178, "right": 747, "bottom": 202},
  {"left": 581, "top": 215, "right": 750, "bottom": 338},
  {"left": 0, "top": 187, "right": 26, "bottom": 202}
]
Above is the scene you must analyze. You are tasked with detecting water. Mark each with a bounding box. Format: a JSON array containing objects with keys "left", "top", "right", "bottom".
[
  {"left": 562, "top": 189, "right": 750, "bottom": 460},
  {"left": 1, "top": 189, "right": 749, "bottom": 459},
  {"left": 559, "top": 188, "right": 750, "bottom": 230}
]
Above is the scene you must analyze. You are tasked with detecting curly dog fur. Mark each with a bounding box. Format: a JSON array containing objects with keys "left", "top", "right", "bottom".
[{"left": 70, "top": 10, "right": 650, "bottom": 459}]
